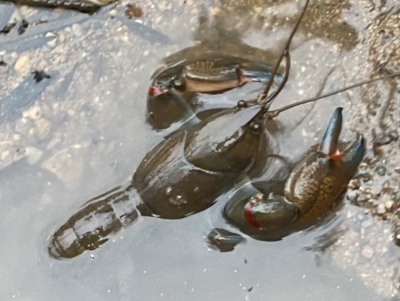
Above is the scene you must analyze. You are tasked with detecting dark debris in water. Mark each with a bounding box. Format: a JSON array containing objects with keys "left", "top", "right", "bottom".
[
  {"left": 17, "top": 19, "right": 29, "bottom": 35},
  {"left": 1, "top": 71, "right": 51, "bottom": 120},
  {"left": 0, "top": 19, "right": 29, "bottom": 35},
  {"left": 303, "top": 226, "right": 346, "bottom": 252},
  {"left": 206, "top": 228, "right": 245, "bottom": 252},
  {"left": 125, "top": 3, "right": 143, "bottom": 19},
  {"left": 0, "top": 22, "right": 16, "bottom": 34},
  {"left": 0, "top": 14, "right": 88, "bottom": 51},
  {"left": 7, "top": 0, "right": 104, "bottom": 14},
  {"left": 32, "top": 70, "right": 51, "bottom": 82},
  {"left": 33, "top": 19, "right": 48, "bottom": 26},
  {"left": 0, "top": 60, "right": 6, "bottom": 67},
  {"left": 372, "top": 129, "right": 399, "bottom": 147}
]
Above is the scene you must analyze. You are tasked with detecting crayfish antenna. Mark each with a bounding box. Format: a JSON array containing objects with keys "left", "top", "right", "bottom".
[
  {"left": 271, "top": 71, "right": 400, "bottom": 117},
  {"left": 258, "top": 0, "right": 310, "bottom": 106},
  {"left": 262, "top": 50, "right": 291, "bottom": 105}
]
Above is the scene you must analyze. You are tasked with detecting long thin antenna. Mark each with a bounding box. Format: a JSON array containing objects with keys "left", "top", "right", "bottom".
[
  {"left": 268, "top": 72, "right": 400, "bottom": 118},
  {"left": 259, "top": 0, "right": 310, "bottom": 105},
  {"left": 263, "top": 50, "right": 291, "bottom": 105}
]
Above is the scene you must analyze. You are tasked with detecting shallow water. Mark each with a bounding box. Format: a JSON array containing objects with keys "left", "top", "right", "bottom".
[{"left": 0, "top": 0, "right": 399, "bottom": 300}]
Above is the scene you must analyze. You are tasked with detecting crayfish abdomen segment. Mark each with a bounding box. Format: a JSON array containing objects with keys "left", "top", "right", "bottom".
[{"left": 48, "top": 189, "right": 139, "bottom": 259}]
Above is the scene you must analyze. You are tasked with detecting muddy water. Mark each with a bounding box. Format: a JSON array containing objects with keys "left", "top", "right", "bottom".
[{"left": 0, "top": 0, "right": 399, "bottom": 300}]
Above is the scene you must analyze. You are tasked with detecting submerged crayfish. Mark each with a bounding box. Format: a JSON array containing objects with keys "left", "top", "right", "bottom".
[{"left": 47, "top": 0, "right": 400, "bottom": 259}]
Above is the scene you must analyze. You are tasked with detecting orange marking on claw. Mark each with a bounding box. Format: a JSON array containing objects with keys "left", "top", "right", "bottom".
[
  {"left": 148, "top": 86, "right": 164, "bottom": 96},
  {"left": 243, "top": 201, "right": 260, "bottom": 228},
  {"left": 330, "top": 150, "right": 341, "bottom": 161}
]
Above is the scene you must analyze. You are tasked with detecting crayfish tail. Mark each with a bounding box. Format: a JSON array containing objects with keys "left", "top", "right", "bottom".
[{"left": 48, "top": 186, "right": 140, "bottom": 259}]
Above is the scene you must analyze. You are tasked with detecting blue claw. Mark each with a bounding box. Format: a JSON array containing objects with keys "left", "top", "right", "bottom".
[
  {"left": 341, "top": 135, "right": 365, "bottom": 174},
  {"left": 318, "top": 107, "right": 343, "bottom": 158},
  {"left": 240, "top": 61, "right": 284, "bottom": 83},
  {"left": 318, "top": 107, "right": 365, "bottom": 174}
]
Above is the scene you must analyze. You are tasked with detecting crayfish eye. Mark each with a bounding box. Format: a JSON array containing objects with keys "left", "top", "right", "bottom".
[
  {"left": 237, "top": 100, "right": 247, "bottom": 109},
  {"left": 250, "top": 121, "right": 262, "bottom": 135}
]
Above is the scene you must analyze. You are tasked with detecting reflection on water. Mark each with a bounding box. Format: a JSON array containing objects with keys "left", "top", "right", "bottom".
[{"left": 0, "top": 0, "right": 400, "bottom": 300}]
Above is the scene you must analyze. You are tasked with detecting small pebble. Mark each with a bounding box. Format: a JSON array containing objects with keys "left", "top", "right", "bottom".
[
  {"left": 1, "top": 150, "right": 10, "bottom": 160},
  {"left": 376, "top": 203, "right": 386, "bottom": 215},
  {"left": 393, "top": 229, "right": 400, "bottom": 246},
  {"left": 389, "top": 130, "right": 399, "bottom": 141},
  {"left": 348, "top": 179, "right": 360, "bottom": 190},
  {"left": 25, "top": 147, "right": 43, "bottom": 165},
  {"left": 364, "top": 193, "right": 372, "bottom": 201},
  {"left": 35, "top": 118, "right": 51, "bottom": 139},
  {"left": 362, "top": 174, "right": 373, "bottom": 186},
  {"left": 71, "top": 24, "right": 83, "bottom": 37},
  {"left": 361, "top": 245, "right": 374, "bottom": 259},
  {"left": 376, "top": 165, "right": 386, "bottom": 176},
  {"left": 46, "top": 37, "right": 57, "bottom": 48},
  {"left": 347, "top": 191, "right": 360, "bottom": 202},
  {"left": 14, "top": 55, "right": 30, "bottom": 73},
  {"left": 23, "top": 105, "right": 42, "bottom": 120},
  {"left": 385, "top": 200, "right": 394, "bottom": 211},
  {"left": 382, "top": 181, "right": 390, "bottom": 190},
  {"left": 359, "top": 162, "right": 368, "bottom": 169}
]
